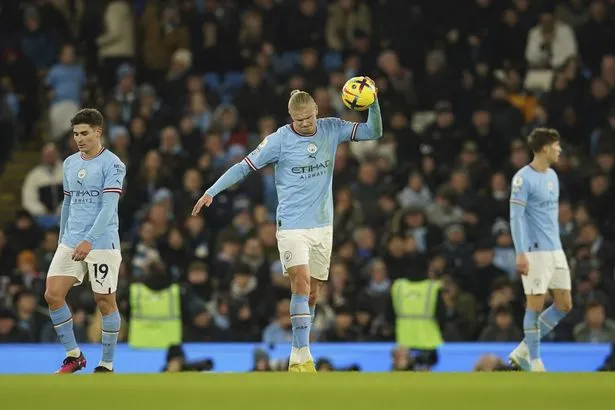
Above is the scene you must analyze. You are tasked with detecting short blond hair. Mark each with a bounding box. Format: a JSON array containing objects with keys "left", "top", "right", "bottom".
[{"left": 288, "top": 89, "right": 315, "bottom": 111}]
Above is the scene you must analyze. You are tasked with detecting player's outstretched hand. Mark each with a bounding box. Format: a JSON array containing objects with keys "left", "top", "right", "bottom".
[
  {"left": 72, "top": 240, "right": 92, "bottom": 261},
  {"left": 516, "top": 253, "right": 529, "bottom": 276},
  {"left": 192, "top": 193, "right": 213, "bottom": 216}
]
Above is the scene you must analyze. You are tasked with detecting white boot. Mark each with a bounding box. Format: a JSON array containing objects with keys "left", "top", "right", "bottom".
[
  {"left": 508, "top": 342, "right": 530, "bottom": 371},
  {"left": 530, "top": 358, "right": 546, "bottom": 372}
]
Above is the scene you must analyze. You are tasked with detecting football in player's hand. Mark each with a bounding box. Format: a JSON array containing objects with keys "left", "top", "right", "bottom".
[{"left": 341, "top": 76, "right": 377, "bottom": 112}]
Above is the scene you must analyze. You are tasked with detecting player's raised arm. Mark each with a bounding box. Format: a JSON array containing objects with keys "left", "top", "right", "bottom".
[
  {"left": 192, "top": 131, "right": 282, "bottom": 215},
  {"left": 336, "top": 98, "right": 383, "bottom": 144},
  {"left": 510, "top": 172, "right": 530, "bottom": 274}
]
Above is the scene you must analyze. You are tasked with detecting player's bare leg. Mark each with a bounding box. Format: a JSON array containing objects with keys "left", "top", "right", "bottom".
[
  {"left": 287, "top": 264, "right": 314, "bottom": 372},
  {"left": 45, "top": 276, "right": 87, "bottom": 373},
  {"left": 93, "top": 292, "right": 120, "bottom": 373},
  {"left": 510, "top": 289, "right": 572, "bottom": 371},
  {"left": 309, "top": 277, "right": 325, "bottom": 328},
  {"left": 551, "top": 289, "right": 573, "bottom": 313}
]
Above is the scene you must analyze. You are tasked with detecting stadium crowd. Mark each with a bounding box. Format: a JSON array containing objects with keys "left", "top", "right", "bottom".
[{"left": 1, "top": 0, "right": 615, "bottom": 363}]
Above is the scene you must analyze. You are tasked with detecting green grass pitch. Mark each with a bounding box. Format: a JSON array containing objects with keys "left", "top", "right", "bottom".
[{"left": 1, "top": 373, "right": 614, "bottom": 410}]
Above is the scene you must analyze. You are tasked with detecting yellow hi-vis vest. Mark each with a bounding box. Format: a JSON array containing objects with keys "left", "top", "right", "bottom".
[
  {"left": 128, "top": 283, "right": 182, "bottom": 349},
  {"left": 391, "top": 279, "right": 443, "bottom": 350}
]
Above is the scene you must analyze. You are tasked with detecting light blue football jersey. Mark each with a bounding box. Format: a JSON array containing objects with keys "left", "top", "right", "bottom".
[
  {"left": 509, "top": 164, "right": 562, "bottom": 253},
  {"left": 62, "top": 148, "right": 126, "bottom": 249},
  {"left": 244, "top": 117, "right": 368, "bottom": 230}
]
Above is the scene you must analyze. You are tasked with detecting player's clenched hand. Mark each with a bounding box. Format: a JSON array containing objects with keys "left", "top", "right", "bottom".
[
  {"left": 72, "top": 240, "right": 93, "bottom": 261},
  {"left": 516, "top": 253, "right": 529, "bottom": 276},
  {"left": 365, "top": 76, "right": 378, "bottom": 95},
  {"left": 192, "top": 193, "right": 213, "bottom": 216}
]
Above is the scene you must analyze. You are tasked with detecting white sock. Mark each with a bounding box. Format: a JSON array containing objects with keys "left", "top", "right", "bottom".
[
  {"left": 98, "top": 361, "right": 113, "bottom": 370},
  {"left": 289, "top": 347, "right": 312, "bottom": 364},
  {"left": 67, "top": 348, "right": 81, "bottom": 358}
]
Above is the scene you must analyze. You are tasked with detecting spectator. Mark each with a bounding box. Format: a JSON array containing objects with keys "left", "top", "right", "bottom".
[
  {"left": 12, "top": 290, "right": 48, "bottom": 342},
  {"left": 34, "top": 230, "right": 58, "bottom": 275},
  {"left": 97, "top": 0, "right": 135, "bottom": 92},
  {"left": 479, "top": 305, "right": 523, "bottom": 342},
  {"left": 390, "top": 346, "right": 415, "bottom": 371},
  {"left": 326, "top": 0, "right": 372, "bottom": 52},
  {"left": 46, "top": 44, "right": 86, "bottom": 140},
  {"left": 262, "top": 299, "right": 292, "bottom": 344},
  {"left": 0, "top": 229, "right": 17, "bottom": 277},
  {"left": 438, "top": 274, "right": 479, "bottom": 341},
  {"left": 525, "top": 4, "right": 578, "bottom": 68},
  {"left": 140, "top": 2, "right": 189, "bottom": 87},
  {"left": 21, "top": 144, "right": 63, "bottom": 221},
  {"left": 577, "top": 1, "right": 615, "bottom": 74},
  {"left": 573, "top": 301, "right": 615, "bottom": 343},
  {"left": 0, "top": 309, "right": 31, "bottom": 343},
  {"left": 20, "top": 6, "right": 56, "bottom": 72},
  {"left": 397, "top": 172, "right": 433, "bottom": 211},
  {"left": 46, "top": 44, "right": 85, "bottom": 106},
  {"left": 4, "top": 211, "right": 43, "bottom": 253}
]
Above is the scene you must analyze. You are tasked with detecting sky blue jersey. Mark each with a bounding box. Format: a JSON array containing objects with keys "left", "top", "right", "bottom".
[
  {"left": 61, "top": 148, "right": 126, "bottom": 250},
  {"left": 509, "top": 164, "right": 562, "bottom": 254},
  {"left": 206, "top": 100, "right": 382, "bottom": 230}
]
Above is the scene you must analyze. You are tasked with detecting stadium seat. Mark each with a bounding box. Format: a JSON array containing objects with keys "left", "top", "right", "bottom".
[
  {"left": 322, "top": 51, "right": 343, "bottom": 72},
  {"left": 220, "top": 93, "right": 234, "bottom": 104},
  {"left": 203, "top": 72, "right": 222, "bottom": 91},
  {"left": 272, "top": 51, "right": 300, "bottom": 77},
  {"left": 35, "top": 215, "right": 59, "bottom": 230},
  {"left": 223, "top": 72, "right": 244, "bottom": 92}
]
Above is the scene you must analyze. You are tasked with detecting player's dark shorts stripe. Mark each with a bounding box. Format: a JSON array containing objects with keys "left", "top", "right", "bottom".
[{"left": 244, "top": 157, "right": 257, "bottom": 171}]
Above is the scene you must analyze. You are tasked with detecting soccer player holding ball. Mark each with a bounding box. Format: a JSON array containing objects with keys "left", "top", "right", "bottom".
[
  {"left": 508, "top": 128, "right": 572, "bottom": 372},
  {"left": 193, "top": 76, "right": 381, "bottom": 372}
]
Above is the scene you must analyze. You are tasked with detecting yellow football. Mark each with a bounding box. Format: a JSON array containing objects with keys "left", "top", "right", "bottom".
[{"left": 341, "top": 76, "right": 376, "bottom": 111}]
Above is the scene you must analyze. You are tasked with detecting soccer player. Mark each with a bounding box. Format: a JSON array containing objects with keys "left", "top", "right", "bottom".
[
  {"left": 508, "top": 128, "right": 572, "bottom": 372},
  {"left": 44, "top": 108, "right": 126, "bottom": 373},
  {"left": 192, "top": 87, "right": 382, "bottom": 372}
]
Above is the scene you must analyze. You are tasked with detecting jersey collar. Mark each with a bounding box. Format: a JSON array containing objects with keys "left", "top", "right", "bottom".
[
  {"left": 80, "top": 147, "right": 106, "bottom": 161},
  {"left": 290, "top": 123, "right": 317, "bottom": 137}
]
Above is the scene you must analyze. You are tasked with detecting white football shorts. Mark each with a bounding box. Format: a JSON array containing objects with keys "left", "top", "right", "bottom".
[
  {"left": 276, "top": 225, "right": 333, "bottom": 281},
  {"left": 47, "top": 244, "right": 122, "bottom": 294},
  {"left": 522, "top": 250, "right": 571, "bottom": 295}
]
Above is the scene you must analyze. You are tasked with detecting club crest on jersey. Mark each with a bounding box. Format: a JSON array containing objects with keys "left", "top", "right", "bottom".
[
  {"left": 307, "top": 143, "right": 317, "bottom": 154},
  {"left": 78, "top": 169, "right": 87, "bottom": 179},
  {"left": 512, "top": 175, "right": 523, "bottom": 187},
  {"left": 547, "top": 181, "right": 554, "bottom": 190}
]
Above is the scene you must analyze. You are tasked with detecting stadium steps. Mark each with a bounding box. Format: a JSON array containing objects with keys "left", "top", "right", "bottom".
[{"left": 0, "top": 147, "right": 41, "bottom": 226}]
